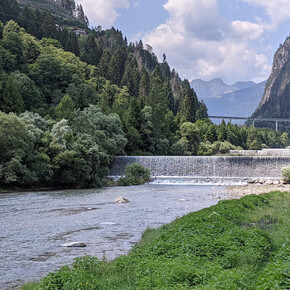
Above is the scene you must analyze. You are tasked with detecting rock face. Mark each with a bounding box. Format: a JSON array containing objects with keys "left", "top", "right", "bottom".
[{"left": 252, "top": 37, "right": 290, "bottom": 118}]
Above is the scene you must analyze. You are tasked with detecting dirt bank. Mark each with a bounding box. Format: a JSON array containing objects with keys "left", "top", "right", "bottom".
[{"left": 222, "top": 184, "right": 290, "bottom": 200}]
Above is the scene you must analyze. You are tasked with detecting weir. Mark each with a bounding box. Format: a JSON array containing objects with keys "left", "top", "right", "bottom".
[{"left": 110, "top": 156, "right": 290, "bottom": 179}]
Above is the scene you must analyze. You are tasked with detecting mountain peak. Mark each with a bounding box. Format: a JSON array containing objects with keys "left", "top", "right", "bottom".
[{"left": 253, "top": 36, "right": 290, "bottom": 118}]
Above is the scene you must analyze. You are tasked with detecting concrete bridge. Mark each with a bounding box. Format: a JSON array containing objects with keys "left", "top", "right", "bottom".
[{"left": 208, "top": 115, "right": 290, "bottom": 131}]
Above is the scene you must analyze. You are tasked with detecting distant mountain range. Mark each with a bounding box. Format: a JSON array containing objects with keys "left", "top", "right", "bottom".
[{"left": 191, "top": 78, "right": 266, "bottom": 117}]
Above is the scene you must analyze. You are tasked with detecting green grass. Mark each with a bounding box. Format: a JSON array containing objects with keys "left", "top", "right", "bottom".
[{"left": 23, "top": 191, "right": 290, "bottom": 289}]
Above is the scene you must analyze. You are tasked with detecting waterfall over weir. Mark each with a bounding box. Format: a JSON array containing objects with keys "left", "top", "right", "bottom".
[{"left": 110, "top": 156, "right": 290, "bottom": 181}]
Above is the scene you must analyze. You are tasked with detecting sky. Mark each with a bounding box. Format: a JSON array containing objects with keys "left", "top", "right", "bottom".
[{"left": 75, "top": 0, "right": 290, "bottom": 85}]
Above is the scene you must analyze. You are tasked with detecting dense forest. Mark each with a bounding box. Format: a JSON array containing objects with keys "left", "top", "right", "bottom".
[{"left": 0, "top": 0, "right": 289, "bottom": 189}]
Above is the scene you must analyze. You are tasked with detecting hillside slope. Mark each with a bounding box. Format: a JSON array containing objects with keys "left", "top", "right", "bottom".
[{"left": 252, "top": 37, "right": 290, "bottom": 118}]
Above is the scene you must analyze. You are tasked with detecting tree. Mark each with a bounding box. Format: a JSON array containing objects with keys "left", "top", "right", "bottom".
[
  {"left": 139, "top": 66, "right": 150, "bottom": 105},
  {"left": 55, "top": 94, "right": 75, "bottom": 120},
  {"left": 2, "top": 20, "right": 23, "bottom": 66},
  {"left": 81, "top": 35, "right": 102, "bottom": 66},
  {"left": 179, "top": 122, "right": 201, "bottom": 155},
  {"left": 108, "top": 45, "right": 127, "bottom": 86},
  {"left": 0, "top": 73, "right": 24, "bottom": 113},
  {"left": 246, "top": 128, "right": 262, "bottom": 150},
  {"left": 121, "top": 57, "right": 140, "bottom": 96},
  {"left": 180, "top": 80, "right": 198, "bottom": 123},
  {"left": 0, "top": 0, "right": 19, "bottom": 23},
  {"left": 98, "top": 49, "right": 111, "bottom": 79},
  {"left": 65, "top": 32, "right": 80, "bottom": 56}
]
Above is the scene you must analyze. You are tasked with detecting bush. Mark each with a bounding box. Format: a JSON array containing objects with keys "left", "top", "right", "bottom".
[
  {"left": 118, "top": 163, "right": 150, "bottom": 186},
  {"left": 281, "top": 167, "right": 290, "bottom": 183}
]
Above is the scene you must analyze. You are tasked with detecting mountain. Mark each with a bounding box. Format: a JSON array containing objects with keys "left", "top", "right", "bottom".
[
  {"left": 17, "top": 0, "right": 88, "bottom": 27},
  {"left": 252, "top": 36, "right": 290, "bottom": 119},
  {"left": 203, "top": 81, "right": 266, "bottom": 117},
  {"left": 191, "top": 78, "right": 256, "bottom": 100},
  {"left": 191, "top": 78, "right": 265, "bottom": 117}
]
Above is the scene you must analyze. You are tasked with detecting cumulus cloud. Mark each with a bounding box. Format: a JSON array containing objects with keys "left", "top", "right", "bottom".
[
  {"left": 242, "top": 0, "right": 290, "bottom": 28},
  {"left": 142, "top": 0, "right": 271, "bottom": 83},
  {"left": 75, "top": 0, "right": 129, "bottom": 28}
]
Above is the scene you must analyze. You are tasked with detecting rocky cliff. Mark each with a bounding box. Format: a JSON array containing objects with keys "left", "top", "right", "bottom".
[{"left": 252, "top": 36, "right": 290, "bottom": 118}]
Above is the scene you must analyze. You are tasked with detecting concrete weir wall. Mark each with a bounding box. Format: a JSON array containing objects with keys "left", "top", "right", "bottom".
[{"left": 110, "top": 156, "right": 290, "bottom": 178}]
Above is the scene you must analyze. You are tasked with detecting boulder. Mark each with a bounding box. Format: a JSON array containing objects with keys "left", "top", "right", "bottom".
[
  {"left": 61, "top": 241, "right": 87, "bottom": 247},
  {"left": 115, "top": 196, "right": 130, "bottom": 203},
  {"left": 265, "top": 180, "right": 273, "bottom": 185},
  {"left": 273, "top": 180, "right": 280, "bottom": 185},
  {"left": 247, "top": 179, "right": 256, "bottom": 184}
]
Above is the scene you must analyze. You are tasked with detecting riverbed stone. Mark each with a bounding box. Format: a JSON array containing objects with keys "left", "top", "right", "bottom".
[
  {"left": 248, "top": 179, "right": 256, "bottom": 184},
  {"left": 265, "top": 180, "right": 273, "bottom": 185},
  {"left": 115, "top": 196, "right": 130, "bottom": 203},
  {"left": 61, "top": 241, "right": 87, "bottom": 247}
]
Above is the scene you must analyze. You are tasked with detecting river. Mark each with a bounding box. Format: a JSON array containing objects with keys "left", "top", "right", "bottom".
[{"left": 0, "top": 184, "right": 223, "bottom": 289}]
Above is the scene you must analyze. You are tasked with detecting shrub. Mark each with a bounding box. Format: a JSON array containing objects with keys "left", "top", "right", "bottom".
[
  {"left": 281, "top": 167, "right": 290, "bottom": 183},
  {"left": 118, "top": 163, "right": 150, "bottom": 186}
]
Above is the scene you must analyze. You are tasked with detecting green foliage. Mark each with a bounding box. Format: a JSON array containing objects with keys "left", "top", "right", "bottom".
[
  {"left": 55, "top": 94, "right": 74, "bottom": 120},
  {"left": 34, "top": 191, "right": 290, "bottom": 289},
  {"left": 281, "top": 167, "right": 290, "bottom": 183},
  {"left": 118, "top": 163, "right": 151, "bottom": 186}
]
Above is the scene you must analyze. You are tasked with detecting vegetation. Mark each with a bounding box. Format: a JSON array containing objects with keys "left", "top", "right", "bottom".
[
  {"left": 281, "top": 167, "right": 290, "bottom": 183},
  {"left": 0, "top": 0, "right": 289, "bottom": 190},
  {"left": 25, "top": 191, "right": 290, "bottom": 289},
  {"left": 118, "top": 163, "right": 150, "bottom": 186}
]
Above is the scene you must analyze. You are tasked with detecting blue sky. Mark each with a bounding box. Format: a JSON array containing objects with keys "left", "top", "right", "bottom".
[{"left": 76, "top": 0, "right": 290, "bottom": 84}]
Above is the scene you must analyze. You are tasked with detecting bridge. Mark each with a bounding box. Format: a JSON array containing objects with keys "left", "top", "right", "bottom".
[{"left": 208, "top": 115, "right": 290, "bottom": 131}]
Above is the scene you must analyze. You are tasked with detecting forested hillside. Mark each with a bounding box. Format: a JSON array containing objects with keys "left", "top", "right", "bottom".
[{"left": 0, "top": 0, "right": 288, "bottom": 189}]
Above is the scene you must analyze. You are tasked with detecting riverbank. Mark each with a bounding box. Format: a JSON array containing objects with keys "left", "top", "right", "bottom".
[
  {"left": 24, "top": 190, "right": 290, "bottom": 289},
  {"left": 223, "top": 183, "right": 290, "bottom": 199}
]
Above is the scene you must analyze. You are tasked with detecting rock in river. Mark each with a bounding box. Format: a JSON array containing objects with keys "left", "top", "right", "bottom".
[
  {"left": 61, "top": 241, "right": 87, "bottom": 247},
  {"left": 115, "top": 196, "right": 130, "bottom": 203}
]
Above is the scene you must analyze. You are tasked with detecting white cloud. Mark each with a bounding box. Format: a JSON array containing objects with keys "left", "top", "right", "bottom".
[
  {"left": 242, "top": 0, "right": 290, "bottom": 28},
  {"left": 75, "top": 0, "right": 130, "bottom": 28},
  {"left": 230, "top": 21, "right": 264, "bottom": 40},
  {"left": 142, "top": 0, "right": 271, "bottom": 83}
]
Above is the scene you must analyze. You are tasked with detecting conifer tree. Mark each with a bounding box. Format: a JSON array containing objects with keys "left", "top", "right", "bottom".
[
  {"left": 180, "top": 80, "right": 198, "bottom": 124},
  {"left": 98, "top": 49, "right": 111, "bottom": 80},
  {"left": 65, "top": 32, "right": 80, "bottom": 56},
  {"left": 121, "top": 57, "right": 140, "bottom": 96},
  {"left": 108, "top": 45, "right": 127, "bottom": 86},
  {"left": 81, "top": 35, "right": 102, "bottom": 66},
  {"left": 139, "top": 66, "right": 150, "bottom": 105}
]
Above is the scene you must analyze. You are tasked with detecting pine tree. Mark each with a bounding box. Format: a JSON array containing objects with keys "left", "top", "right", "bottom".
[
  {"left": 180, "top": 80, "right": 198, "bottom": 123},
  {"left": 108, "top": 45, "right": 127, "bottom": 86},
  {"left": 65, "top": 32, "right": 80, "bottom": 56},
  {"left": 139, "top": 66, "right": 150, "bottom": 105},
  {"left": 121, "top": 57, "right": 140, "bottom": 96},
  {"left": 81, "top": 35, "right": 102, "bottom": 66},
  {"left": 98, "top": 49, "right": 111, "bottom": 80}
]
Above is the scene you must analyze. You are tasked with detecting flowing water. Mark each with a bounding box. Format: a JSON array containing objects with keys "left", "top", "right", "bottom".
[{"left": 0, "top": 184, "right": 223, "bottom": 289}]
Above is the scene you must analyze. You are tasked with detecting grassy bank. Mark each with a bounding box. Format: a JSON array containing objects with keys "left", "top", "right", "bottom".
[{"left": 24, "top": 191, "right": 289, "bottom": 289}]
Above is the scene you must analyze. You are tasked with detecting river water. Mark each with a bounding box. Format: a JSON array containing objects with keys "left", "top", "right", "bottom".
[{"left": 0, "top": 184, "right": 223, "bottom": 289}]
